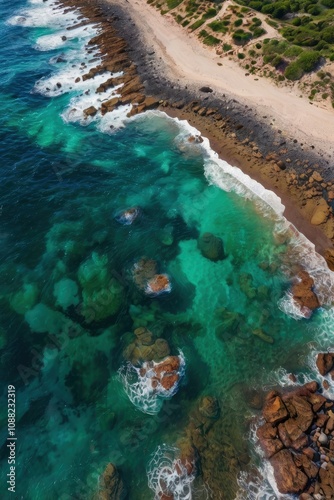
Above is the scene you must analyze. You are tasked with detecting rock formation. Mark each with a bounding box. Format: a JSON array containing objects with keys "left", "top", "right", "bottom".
[
  {"left": 123, "top": 327, "right": 171, "bottom": 365},
  {"left": 257, "top": 375, "right": 334, "bottom": 497},
  {"left": 291, "top": 270, "right": 320, "bottom": 313}
]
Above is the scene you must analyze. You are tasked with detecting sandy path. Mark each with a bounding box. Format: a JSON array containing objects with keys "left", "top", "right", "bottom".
[{"left": 114, "top": 0, "right": 334, "bottom": 161}]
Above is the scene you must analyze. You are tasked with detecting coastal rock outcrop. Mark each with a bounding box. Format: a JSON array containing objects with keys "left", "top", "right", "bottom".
[
  {"left": 291, "top": 270, "right": 320, "bottom": 313},
  {"left": 257, "top": 372, "right": 334, "bottom": 498},
  {"left": 197, "top": 232, "right": 225, "bottom": 261}
]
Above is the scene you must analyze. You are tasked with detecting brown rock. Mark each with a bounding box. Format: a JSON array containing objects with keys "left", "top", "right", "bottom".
[
  {"left": 292, "top": 270, "right": 320, "bottom": 311},
  {"left": 84, "top": 106, "right": 98, "bottom": 117},
  {"left": 311, "top": 198, "right": 330, "bottom": 225},
  {"left": 263, "top": 395, "right": 288, "bottom": 425},
  {"left": 199, "top": 396, "right": 220, "bottom": 419},
  {"left": 96, "top": 463, "right": 126, "bottom": 500},
  {"left": 293, "top": 453, "right": 319, "bottom": 479},
  {"left": 315, "top": 413, "right": 329, "bottom": 428},
  {"left": 308, "top": 392, "right": 327, "bottom": 412},
  {"left": 324, "top": 248, "right": 334, "bottom": 271},
  {"left": 146, "top": 274, "right": 171, "bottom": 295},
  {"left": 316, "top": 352, "right": 334, "bottom": 376},
  {"left": 269, "top": 449, "right": 308, "bottom": 494},
  {"left": 257, "top": 423, "right": 284, "bottom": 458}
]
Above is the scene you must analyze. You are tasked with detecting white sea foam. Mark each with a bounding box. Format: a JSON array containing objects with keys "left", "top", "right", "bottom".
[
  {"left": 35, "top": 25, "right": 96, "bottom": 51},
  {"left": 307, "top": 348, "right": 334, "bottom": 399},
  {"left": 7, "top": 0, "right": 80, "bottom": 29},
  {"left": 118, "top": 352, "right": 185, "bottom": 415},
  {"left": 147, "top": 444, "right": 196, "bottom": 500}
]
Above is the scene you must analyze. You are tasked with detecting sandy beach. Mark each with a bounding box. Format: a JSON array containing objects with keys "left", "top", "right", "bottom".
[{"left": 116, "top": 0, "right": 334, "bottom": 160}]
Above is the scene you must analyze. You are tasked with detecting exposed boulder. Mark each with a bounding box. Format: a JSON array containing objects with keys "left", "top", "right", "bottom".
[
  {"left": 263, "top": 393, "right": 288, "bottom": 425},
  {"left": 269, "top": 450, "right": 308, "bottom": 494},
  {"left": 316, "top": 352, "right": 334, "bottom": 376},
  {"left": 291, "top": 270, "right": 320, "bottom": 312}
]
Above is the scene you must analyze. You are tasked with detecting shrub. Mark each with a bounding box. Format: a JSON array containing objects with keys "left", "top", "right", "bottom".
[
  {"left": 285, "top": 61, "right": 304, "bottom": 80},
  {"left": 234, "top": 19, "right": 243, "bottom": 27},
  {"left": 249, "top": 49, "right": 256, "bottom": 56},
  {"left": 189, "top": 18, "right": 205, "bottom": 30},
  {"left": 167, "top": 0, "right": 182, "bottom": 8},
  {"left": 322, "top": 92, "right": 329, "bottom": 99},
  {"left": 208, "top": 20, "right": 228, "bottom": 33},
  {"left": 256, "top": 42, "right": 262, "bottom": 49},
  {"left": 223, "top": 43, "right": 232, "bottom": 51},
  {"left": 253, "top": 27, "right": 266, "bottom": 37},
  {"left": 238, "top": 52, "right": 246, "bottom": 59},
  {"left": 203, "top": 34, "right": 221, "bottom": 46},
  {"left": 298, "top": 50, "right": 321, "bottom": 71},
  {"left": 272, "top": 55, "right": 283, "bottom": 67},
  {"left": 232, "top": 29, "right": 253, "bottom": 44},
  {"left": 322, "top": 0, "right": 334, "bottom": 7},
  {"left": 203, "top": 8, "right": 217, "bottom": 19},
  {"left": 284, "top": 45, "right": 303, "bottom": 57},
  {"left": 292, "top": 17, "right": 302, "bottom": 26}
]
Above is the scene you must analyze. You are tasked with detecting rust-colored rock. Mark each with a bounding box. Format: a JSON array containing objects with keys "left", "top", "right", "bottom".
[
  {"left": 84, "top": 105, "right": 98, "bottom": 117},
  {"left": 291, "top": 270, "right": 320, "bottom": 312},
  {"left": 263, "top": 395, "right": 288, "bottom": 425},
  {"left": 269, "top": 450, "right": 308, "bottom": 494},
  {"left": 257, "top": 423, "right": 284, "bottom": 458},
  {"left": 316, "top": 352, "right": 334, "bottom": 376},
  {"left": 95, "top": 463, "right": 126, "bottom": 500},
  {"left": 146, "top": 274, "right": 171, "bottom": 296}
]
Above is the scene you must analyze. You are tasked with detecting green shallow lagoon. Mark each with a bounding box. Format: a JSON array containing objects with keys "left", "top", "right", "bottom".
[{"left": 1, "top": 1, "right": 334, "bottom": 499}]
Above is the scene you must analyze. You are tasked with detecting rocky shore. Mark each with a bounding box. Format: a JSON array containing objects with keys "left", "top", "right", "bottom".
[
  {"left": 57, "top": 0, "right": 334, "bottom": 265},
  {"left": 257, "top": 353, "right": 334, "bottom": 498}
]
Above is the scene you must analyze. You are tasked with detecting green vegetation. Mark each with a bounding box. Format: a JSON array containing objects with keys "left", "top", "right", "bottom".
[
  {"left": 189, "top": 18, "right": 206, "bottom": 30},
  {"left": 199, "top": 29, "right": 221, "bottom": 45},
  {"left": 238, "top": 52, "right": 246, "bottom": 58},
  {"left": 232, "top": 29, "right": 253, "bottom": 43},
  {"left": 167, "top": 0, "right": 183, "bottom": 8},
  {"left": 285, "top": 50, "right": 321, "bottom": 79},
  {"left": 208, "top": 20, "right": 229, "bottom": 33},
  {"left": 223, "top": 43, "right": 233, "bottom": 51}
]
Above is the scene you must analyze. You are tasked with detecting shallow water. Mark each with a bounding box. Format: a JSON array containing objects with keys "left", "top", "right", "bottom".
[{"left": 1, "top": 0, "right": 334, "bottom": 498}]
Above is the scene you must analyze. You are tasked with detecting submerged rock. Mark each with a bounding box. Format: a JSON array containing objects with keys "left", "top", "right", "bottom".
[
  {"left": 95, "top": 463, "right": 126, "bottom": 500},
  {"left": 115, "top": 207, "right": 141, "bottom": 225},
  {"left": 197, "top": 232, "right": 225, "bottom": 262},
  {"left": 199, "top": 396, "right": 220, "bottom": 419}
]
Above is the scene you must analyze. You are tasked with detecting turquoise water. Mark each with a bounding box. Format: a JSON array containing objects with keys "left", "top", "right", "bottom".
[{"left": 1, "top": 1, "right": 334, "bottom": 498}]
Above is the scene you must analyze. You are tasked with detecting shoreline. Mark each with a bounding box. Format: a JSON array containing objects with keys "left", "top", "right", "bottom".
[{"left": 60, "top": 0, "right": 334, "bottom": 260}]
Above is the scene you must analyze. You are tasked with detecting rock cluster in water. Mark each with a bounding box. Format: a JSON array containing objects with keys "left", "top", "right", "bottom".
[
  {"left": 123, "top": 327, "right": 171, "bottom": 365},
  {"left": 257, "top": 360, "right": 334, "bottom": 497},
  {"left": 132, "top": 257, "right": 171, "bottom": 296}
]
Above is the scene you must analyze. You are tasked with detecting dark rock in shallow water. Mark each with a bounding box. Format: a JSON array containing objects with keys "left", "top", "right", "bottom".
[
  {"left": 197, "top": 232, "right": 225, "bottom": 262},
  {"left": 199, "top": 396, "right": 220, "bottom": 419},
  {"left": 115, "top": 206, "right": 141, "bottom": 225},
  {"left": 199, "top": 86, "right": 213, "bottom": 93}
]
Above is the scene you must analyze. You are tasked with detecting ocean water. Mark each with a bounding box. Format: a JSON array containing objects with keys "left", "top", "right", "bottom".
[{"left": 1, "top": 0, "right": 334, "bottom": 498}]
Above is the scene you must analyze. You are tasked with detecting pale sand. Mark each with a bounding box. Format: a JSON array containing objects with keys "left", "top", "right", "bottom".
[{"left": 114, "top": 0, "right": 334, "bottom": 161}]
